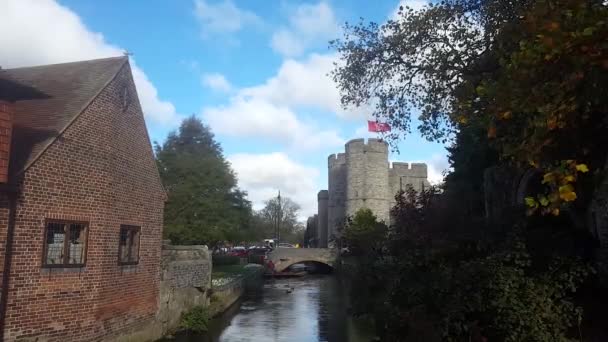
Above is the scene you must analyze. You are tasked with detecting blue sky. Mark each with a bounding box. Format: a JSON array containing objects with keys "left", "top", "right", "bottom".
[{"left": 1, "top": 0, "right": 447, "bottom": 217}]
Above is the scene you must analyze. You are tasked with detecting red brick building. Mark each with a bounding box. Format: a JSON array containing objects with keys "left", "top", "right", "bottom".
[{"left": 0, "top": 57, "right": 166, "bottom": 341}]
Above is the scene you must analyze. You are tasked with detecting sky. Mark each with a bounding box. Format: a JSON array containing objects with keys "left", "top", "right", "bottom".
[{"left": 1, "top": 0, "right": 449, "bottom": 218}]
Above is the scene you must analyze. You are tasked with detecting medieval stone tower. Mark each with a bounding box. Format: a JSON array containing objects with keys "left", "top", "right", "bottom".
[{"left": 308, "top": 138, "right": 431, "bottom": 247}]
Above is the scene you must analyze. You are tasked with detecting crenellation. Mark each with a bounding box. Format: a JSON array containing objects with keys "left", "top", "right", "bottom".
[
  {"left": 390, "top": 162, "right": 411, "bottom": 172},
  {"left": 328, "top": 153, "right": 346, "bottom": 168},
  {"left": 409, "top": 163, "right": 428, "bottom": 177},
  {"left": 344, "top": 138, "right": 366, "bottom": 153},
  {"left": 390, "top": 162, "right": 428, "bottom": 178},
  {"left": 318, "top": 138, "right": 432, "bottom": 243},
  {"left": 345, "top": 138, "right": 389, "bottom": 154}
]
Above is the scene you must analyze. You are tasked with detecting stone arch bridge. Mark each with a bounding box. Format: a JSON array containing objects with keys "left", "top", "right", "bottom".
[{"left": 268, "top": 248, "right": 338, "bottom": 272}]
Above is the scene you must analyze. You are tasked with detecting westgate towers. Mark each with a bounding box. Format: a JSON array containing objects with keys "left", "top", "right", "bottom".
[{"left": 308, "top": 138, "right": 431, "bottom": 247}]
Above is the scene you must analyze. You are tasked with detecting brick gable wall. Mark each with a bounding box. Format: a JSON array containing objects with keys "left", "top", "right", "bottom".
[
  {"left": 2, "top": 62, "right": 165, "bottom": 341},
  {"left": 0, "top": 195, "right": 9, "bottom": 312}
]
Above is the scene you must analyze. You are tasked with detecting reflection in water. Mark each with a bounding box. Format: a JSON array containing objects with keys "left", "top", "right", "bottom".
[{"left": 166, "top": 276, "right": 372, "bottom": 342}]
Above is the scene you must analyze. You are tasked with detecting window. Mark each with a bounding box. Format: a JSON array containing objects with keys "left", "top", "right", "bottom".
[
  {"left": 43, "top": 220, "right": 88, "bottom": 267},
  {"left": 119, "top": 225, "right": 140, "bottom": 265}
]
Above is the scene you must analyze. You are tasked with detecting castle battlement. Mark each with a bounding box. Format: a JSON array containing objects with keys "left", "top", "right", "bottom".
[
  {"left": 390, "top": 162, "right": 411, "bottom": 172},
  {"left": 390, "top": 162, "right": 428, "bottom": 177},
  {"left": 409, "top": 163, "right": 428, "bottom": 177},
  {"left": 345, "top": 138, "right": 388, "bottom": 154},
  {"left": 315, "top": 138, "right": 431, "bottom": 247},
  {"left": 328, "top": 153, "right": 346, "bottom": 168}
]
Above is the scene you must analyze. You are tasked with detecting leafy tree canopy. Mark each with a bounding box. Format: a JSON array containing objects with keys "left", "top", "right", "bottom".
[
  {"left": 253, "top": 196, "right": 305, "bottom": 244},
  {"left": 155, "top": 115, "right": 252, "bottom": 246},
  {"left": 331, "top": 0, "right": 608, "bottom": 215},
  {"left": 342, "top": 208, "right": 388, "bottom": 256},
  {"left": 333, "top": 1, "right": 605, "bottom": 339}
]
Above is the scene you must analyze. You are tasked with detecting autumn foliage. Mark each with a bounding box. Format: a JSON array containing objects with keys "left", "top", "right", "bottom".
[
  {"left": 454, "top": 0, "right": 608, "bottom": 215},
  {"left": 333, "top": 0, "right": 607, "bottom": 340}
]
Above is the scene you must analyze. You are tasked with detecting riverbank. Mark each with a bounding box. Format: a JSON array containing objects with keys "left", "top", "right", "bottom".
[
  {"left": 158, "top": 264, "right": 264, "bottom": 341},
  {"left": 208, "top": 264, "right": 264, "bottom": 317}
]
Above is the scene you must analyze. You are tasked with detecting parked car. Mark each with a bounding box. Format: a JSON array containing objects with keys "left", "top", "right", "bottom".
[
  {"left": 247, "top": 247, "right": 270, "bottom": 265},
  {"left": 250, "top": 246, "right": 270, "bottom": 254},
  {"left": 228, "top": 246, "right": 248, "bottom": 257}
]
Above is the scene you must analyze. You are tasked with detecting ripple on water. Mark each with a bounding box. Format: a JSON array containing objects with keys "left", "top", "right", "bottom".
[{"left": 166, "top": 276, "right": 374, "bottom": 342}]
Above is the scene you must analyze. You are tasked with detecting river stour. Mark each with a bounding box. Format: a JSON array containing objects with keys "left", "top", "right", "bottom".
[{"left": 164, "top": 276, "right": 373, "bottom": 342}]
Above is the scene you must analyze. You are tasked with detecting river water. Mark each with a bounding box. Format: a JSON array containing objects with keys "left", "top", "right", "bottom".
[{"left": 167, "top": 276, "right": 373, "bottom": 342}]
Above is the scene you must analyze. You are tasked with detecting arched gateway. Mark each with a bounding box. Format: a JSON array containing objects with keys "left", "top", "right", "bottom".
[{"left": 268, "top": 248, "right": 338, "bottom": 272}]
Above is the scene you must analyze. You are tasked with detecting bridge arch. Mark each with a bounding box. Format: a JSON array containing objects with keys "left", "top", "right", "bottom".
[
  {"left": 268, "top": 248, "right": 338, "bottom": 273},
  {"left": 279, "top": 259, "right": 334, "bottom": 273}
]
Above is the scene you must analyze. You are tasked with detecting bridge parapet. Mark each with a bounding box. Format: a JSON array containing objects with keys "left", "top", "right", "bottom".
[{"left": 268, "top": 248, "right": 338, "bottom": 272}]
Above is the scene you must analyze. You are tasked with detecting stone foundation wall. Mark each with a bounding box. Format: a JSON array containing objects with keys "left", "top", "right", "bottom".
[
  {"left": 157, "top": 243, "right": 212, "bottom": 336},
  {"left": 209, "top": 267, "right": 264, "bottom": 316},
  {"left": 210, "top": 277, "right": 245, "bottom": 316}
]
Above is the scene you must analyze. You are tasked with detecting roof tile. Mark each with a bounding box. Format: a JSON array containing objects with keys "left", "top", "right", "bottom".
[{"left": 0, "top": 56, "right": 128, "bottom": 177}]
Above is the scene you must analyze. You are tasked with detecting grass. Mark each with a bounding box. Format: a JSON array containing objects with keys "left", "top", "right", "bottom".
[
  {"left": 212, "top": 264, "right": 248, "bottom": 279},
  {"left": 211, "top": 264, "right": 263, "bottom": 288},
  {"left": 180, "top": 305, "right": 210, "bottom": 333}
]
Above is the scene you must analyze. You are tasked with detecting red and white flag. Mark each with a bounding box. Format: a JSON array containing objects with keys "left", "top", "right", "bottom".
[{"left": 367, "top": 120, "right": 391, "bottom": 133}]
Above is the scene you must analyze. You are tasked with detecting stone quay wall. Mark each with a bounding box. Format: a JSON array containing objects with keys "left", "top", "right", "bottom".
[
  {"left": 209, "top": 266, "right": 263, "bottom": 317},
  {"left": 103, "top": 243, "right": 212, "bottom": 342},
  {"left": 157, "top": 242, "right": 212, "bottom": 336}
]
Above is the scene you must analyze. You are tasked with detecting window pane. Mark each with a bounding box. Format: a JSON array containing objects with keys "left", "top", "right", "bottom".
[
  {"left": 130, "top": 229, "right": 140, "bottom": 262},
  {"left": 119, "top": 227, "right": 130, "bottom": 263},
  {"left": 68, "top": 223, "right": 86, "bottom": 264},
  {"left": 119, "top": 226, "right": 140, "bottom": 264},
  {"left": 45, "top": 222, "right": 65, "bottom": 265}
]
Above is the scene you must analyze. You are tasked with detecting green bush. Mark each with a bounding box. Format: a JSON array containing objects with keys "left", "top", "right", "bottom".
[
  {"left": 342, "top": 208, "right": 388, "bottom": 256},
  {"left": 341, "top": 187, "right": 593, "bottom": 341},
  {"left": 180, "top": 306, "right": 210, "bottom": 333},
  {"left": 212, "top": 255, "right": 240, "bottom": 266},
  {"left": 209, "top": 293, "right": 220, "bottom": 303}
]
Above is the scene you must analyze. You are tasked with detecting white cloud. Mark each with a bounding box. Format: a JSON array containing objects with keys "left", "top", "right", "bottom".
[
  {"left": 130, "top": 66, "right": 181, "bottom": 125},
  {"left": 202, "top": 72, "right": 232, "bottom": 92},
  {"left": 271, "top": 30, "right": 306, "bottom": 57},
  {"left": 0, "top": 0, "right": 180, "bottom": 125},
  {"left": 428, "top": 153, "right": 451, "bottom": 184},
  {"left": 194, "top": 0, "right": 261, "bottom": 38},
  {"left": 242, "top": 53, "right": 365, "bottom": 119},
  {"left": 354, "top": 125, "right": 373, "bottom": 140},
  {"left": 204, "top": 97, "right": 344, "bottom": 151},
  {"left": 420, "top": 153, "right": 450, "bottom": 185},
  {"left": 228, "top": 152, "right": 320, "bottom": 218},
  {"left": 271, "top": 2, "right": 339, "bottom": 57},
  {"left": 202, "top": 53, "right": 367, "bottom": 150}
]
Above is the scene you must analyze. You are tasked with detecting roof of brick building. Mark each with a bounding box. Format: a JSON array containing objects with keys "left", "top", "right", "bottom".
[{"left": 0, "top": 56, "right": 128, "bottom": 177}]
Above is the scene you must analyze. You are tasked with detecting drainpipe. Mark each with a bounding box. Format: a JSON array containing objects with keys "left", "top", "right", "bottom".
[{"left": 0, "top": 189, "right": 17, "bottom": 342}]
